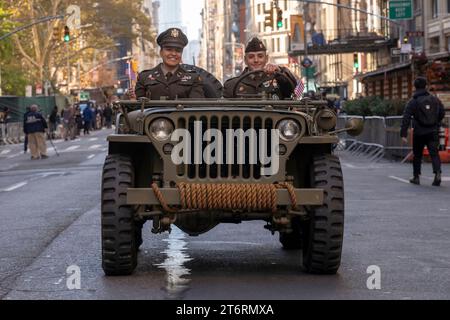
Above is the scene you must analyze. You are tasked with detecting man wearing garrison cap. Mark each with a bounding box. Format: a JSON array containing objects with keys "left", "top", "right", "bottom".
[
  {"left": 223, "top": 37, "right": 297, "bottom": 99},
  {"left": 133, "top": 28, "right": 204, "bottom": 100}
]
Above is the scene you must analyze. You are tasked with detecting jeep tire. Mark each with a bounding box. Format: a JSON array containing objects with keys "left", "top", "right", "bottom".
[
  {"left": 101, "top": 154, "right": 138, "bottom": 276},
  {"left": 302, "top": 154, "right": 344, "bottom": 274}
]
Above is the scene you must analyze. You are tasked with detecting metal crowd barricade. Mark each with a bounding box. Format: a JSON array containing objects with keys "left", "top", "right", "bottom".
[
  {"left": 0, "top": 122, "right": 24, "bottom": 145},
  {"left": 384, "top": 116, "right": 412, "bottom": 160},
  {"left": 336, "top": 115, "right": 385, "bottom": 161}
]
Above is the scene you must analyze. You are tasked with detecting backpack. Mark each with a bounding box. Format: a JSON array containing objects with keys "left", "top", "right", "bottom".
[{"left": 415, "top": 94, "right": 439, "bottom": 127}]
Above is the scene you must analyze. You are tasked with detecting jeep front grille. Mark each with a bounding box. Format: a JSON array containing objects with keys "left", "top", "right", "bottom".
[
  {"left": 146, "top": 111, "right": 303, "bottom": 185},
  {"left": 173, "top": 115, "right": 274, "bottom": 180}
]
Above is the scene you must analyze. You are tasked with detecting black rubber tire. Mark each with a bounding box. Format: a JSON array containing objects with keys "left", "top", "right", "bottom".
[
  {"left": 181, "top": 64, "right": 223, "bottom": 98},
  {"left": 134, "top": 221, "right": 144, "bottom": 250},
  {"left": 279, "top": 219, "right": 302, "bottom": 250},
  {"left": 101, "top": 154, "right": 137, "bottom": 276},
  {"left": 302, "top": 154, "right": 344, "bottom": 274}
]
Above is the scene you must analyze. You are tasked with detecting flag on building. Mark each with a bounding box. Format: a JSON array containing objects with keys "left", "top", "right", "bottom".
[{"left": 294, "top": 79, "right": 304, "bottom": 98}]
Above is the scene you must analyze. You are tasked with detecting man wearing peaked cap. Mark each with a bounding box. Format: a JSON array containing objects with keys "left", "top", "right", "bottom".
[
  {"left": 133, "top": 28, "right": 204, "bottom": 100},
  {"left": 223, "top": 37, "right": 297, "bottom": 99}
]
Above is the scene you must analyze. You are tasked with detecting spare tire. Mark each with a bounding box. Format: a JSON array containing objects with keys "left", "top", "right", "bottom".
[{"left": 181, "top": 64, "right": 223, "bottom": 98}]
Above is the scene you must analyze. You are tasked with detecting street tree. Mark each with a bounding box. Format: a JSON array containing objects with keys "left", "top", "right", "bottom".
[
  {"left": 1, "top": 0, "right": 154, "bottom": 92},
  {"left": 0, "top": 1, "right": 28, "bottom": 95}
]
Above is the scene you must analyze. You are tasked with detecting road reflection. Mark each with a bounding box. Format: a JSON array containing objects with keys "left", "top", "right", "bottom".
[{"left": 155, "top": 227, "right": 192, "bottom": 299}]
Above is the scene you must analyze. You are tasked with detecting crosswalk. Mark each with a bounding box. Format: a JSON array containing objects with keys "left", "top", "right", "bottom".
[{"left": 0, "top": 137, "right": 107, "bottom": 160}]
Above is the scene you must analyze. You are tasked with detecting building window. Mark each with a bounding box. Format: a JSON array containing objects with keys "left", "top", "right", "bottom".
[
  {"left": 284, "top": 0, "right": 288, "bottom": 11},
  {"left": 257, "top": 4, "right": 261, "bottom": 15},
  {"left": 432, "top": 0, "right": 438, "bottom": 18},
  {"left": 430, "top": 36, "right": 440, "bottom": 53},
  {"left": 271, "top": 38, "right": 275, "bottom": 51},
  {"left": 448, "top": 0, "right": 450, "bottom": 13},
  {"left": 259, "top": 22, "right": 262, "bottom": 33},
  {"left": 277, "top": 37, "right": 280, "bottom": 52}
]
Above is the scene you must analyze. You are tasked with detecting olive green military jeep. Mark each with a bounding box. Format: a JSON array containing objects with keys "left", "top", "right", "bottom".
[{"left": 101, "top": 70, "right": 363, "bottom": 276}]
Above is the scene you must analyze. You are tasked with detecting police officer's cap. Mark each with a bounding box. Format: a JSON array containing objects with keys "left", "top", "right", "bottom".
[
  {"left": 245, "top": 37, "right": 267, "bottom": 53},
  {"left": 157, "top": 28, "right": 188, "bottom": 49}
]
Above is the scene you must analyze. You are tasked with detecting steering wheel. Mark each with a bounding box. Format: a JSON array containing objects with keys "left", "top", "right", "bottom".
[{"left": 231, "top": 69, "right": 293, "bottom": 99}]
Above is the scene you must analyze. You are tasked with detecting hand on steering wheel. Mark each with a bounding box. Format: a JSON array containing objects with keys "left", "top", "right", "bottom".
[{"left": 231, "top": 69, "right": 292, "bottom": 98}]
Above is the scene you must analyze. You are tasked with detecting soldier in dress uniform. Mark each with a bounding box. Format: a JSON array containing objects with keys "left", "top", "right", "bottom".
[
  {"left": 134, "top": 28, "right": 204, "bottom": 100},
  {"left": 223, "top": 37, "right": 297, "bottom": 99}
]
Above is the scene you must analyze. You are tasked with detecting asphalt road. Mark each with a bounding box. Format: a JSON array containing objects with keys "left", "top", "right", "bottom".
[{"left": 0, "top": 130, "right": 449, "bottom": 300}]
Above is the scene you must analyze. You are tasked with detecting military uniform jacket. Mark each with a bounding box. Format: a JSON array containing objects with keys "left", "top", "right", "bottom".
[
  {"left": 135, "top": 64, "right": 205, "bottom": 100},
  {"left": 223, "top": 67, "right": 297, "bottom": 99}
]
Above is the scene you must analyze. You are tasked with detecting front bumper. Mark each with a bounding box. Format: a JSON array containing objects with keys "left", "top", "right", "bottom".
[{"left": 127, "top": 187, "right": 324, "bottom": 206}]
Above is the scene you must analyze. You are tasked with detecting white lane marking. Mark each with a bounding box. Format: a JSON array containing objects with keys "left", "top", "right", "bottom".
[
  {"left": 88, "top": 144, "right": 102, "bottom": 150},
  {"left": 88, "top": 138, "right": 98, "bottom": 142},
  {"left": 2, "top": 181, "right": 28, "bottom": 192},
  {"left": 63, "top": 145, "right": 80, "bottom": 152},
  {"left": 389, "top": 176, "right": 410, "bottom": 184},
  {"left": 87, "top": 154, "right": 96, "bottom": 160},
  {"left": 0, "top": 149, "right": 11, "bottom": 155},
  {"left": 6, "top": 152, "right": 23, "bottom": 159}
]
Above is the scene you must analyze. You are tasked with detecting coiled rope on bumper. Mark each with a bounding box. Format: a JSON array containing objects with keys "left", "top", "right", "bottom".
[{"left": 151, "top": 182, "right": 297, "bottom": 213}]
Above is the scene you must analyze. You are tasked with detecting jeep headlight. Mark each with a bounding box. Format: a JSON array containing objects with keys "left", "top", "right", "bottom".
[
  {"left": 315, "top": 109, "right": 337, "bottom": 131},
  {"left": 277, "top": 119, "right": 301, "bottom": 142},
  {"left": 149, "top": 118, "right": 174, "bottom": 141}
]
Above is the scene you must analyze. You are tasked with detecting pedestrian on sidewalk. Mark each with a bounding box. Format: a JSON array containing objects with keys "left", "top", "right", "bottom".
[
  {"left": 83, "top": 105, "right": 93, "bottom": 135},
  {"left": 23, "top": 104, "right": 49, "bottom": 160},
  {"left": 49, "top": 106, "right": 58, "bottom": 139},
  {"left": 401, "top": 77, "right": 445, "bottom": 186},
  {"left": 23, "top": 106, "right": 31, "bottom": 153}
]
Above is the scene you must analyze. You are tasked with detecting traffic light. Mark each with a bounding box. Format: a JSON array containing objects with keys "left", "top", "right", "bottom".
[
  {"left": 264, "top": 8, "right": 274, "bottom": 29},
  {"left": 403, "top": 36, "right": 409, "bottom": 43},
  {"left": 276, "top": 8, "right": 283, "bottom": 29},
  {"left": 353, "top": 53, "right": 359, "bottom": 69},
  {"left": 64, "top": 26, "right": 70, "bottom": 42}
]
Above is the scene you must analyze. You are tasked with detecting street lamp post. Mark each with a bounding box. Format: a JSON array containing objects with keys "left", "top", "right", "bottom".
[{"left": 303, "top": 1, "right": 309, "bottom": 92}]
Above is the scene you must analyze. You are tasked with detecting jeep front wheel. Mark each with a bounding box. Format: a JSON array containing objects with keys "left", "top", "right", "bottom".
[
  {"left": 101, "top": 154, "right": 137, "bottom": 276},
  {"left": 302, "top": 154, "right": 344, "bottom": 274}
]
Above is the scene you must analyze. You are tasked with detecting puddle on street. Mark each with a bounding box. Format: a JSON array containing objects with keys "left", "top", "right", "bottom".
[{"left": 154, "top": 227, "right": 192, "bottom": 299}]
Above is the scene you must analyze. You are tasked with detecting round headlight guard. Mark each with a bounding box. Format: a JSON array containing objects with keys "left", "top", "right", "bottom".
[
  {"left": 149, "top": 118, "right": 174, "bottom": 141},
  {"left": 277, "top": 119, "right": 301, "bottom": 142}
]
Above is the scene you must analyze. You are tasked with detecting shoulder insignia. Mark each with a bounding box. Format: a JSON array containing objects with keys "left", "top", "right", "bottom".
[{"left": 180, "top": 75, "right": 193, "bottom": 82}]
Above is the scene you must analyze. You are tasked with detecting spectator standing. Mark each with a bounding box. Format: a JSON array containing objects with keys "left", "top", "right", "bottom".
[
  {"left": 401, "top": 77, "right": 445, "bottom": 186},
  {"left": 23, "top": 104, "right": 48, "bottom": 160},
  {"left": 23, "top": 106, "right": 31, "bottom": 153},
  {"left": 83, "top": 105, "right": 93, "bottom": 135},
  {"left": 49, "top": 106, "right": 58, "bottom": 139},
  {"left": 103, "top": 104, "right": 113, "bottom": 129},
  {"left": 62, "top": 105, "right": 74, "bottom": 141}
]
